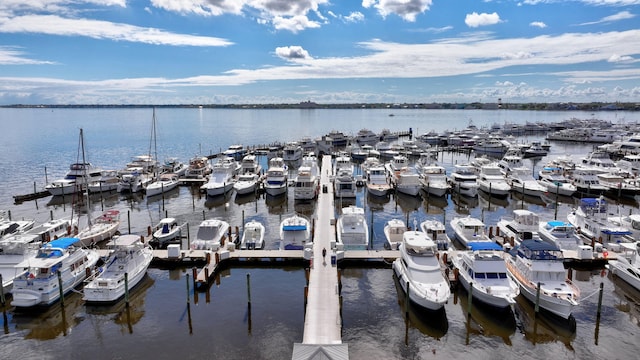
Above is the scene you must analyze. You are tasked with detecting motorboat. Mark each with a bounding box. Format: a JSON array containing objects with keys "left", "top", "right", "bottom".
[
  {"left": 477, "top": 164, "right": 511, "bottom": 197},
  {"left": 280, "top": 214, "right": 311, "bottom": 250},
  {"left": 420, "top": 219, "right": 452, "bottom": 250},
  {"left": 117, "top": 167, "right": 154, "bottom": 193},
  {"left": 293, "top": 163, "right": 319, "bottom": 200},
  {"left": 263, "top": 157, "right": 288, "bottom": 196},
  {"left": 124, "top": 154, "right": 158, "bottom": 174},
  {"left": 448, "top": 164, "right": 479, "bottom": 197},
  {"left": 146, "top": 173, "right": 180, "bottom": 197},
  {"left": 571, "top": 167, "right": 608, "bottom": 195},
  {"left": 537, "top": 166, "right": 577, "bottom": 197},
  {"left": 191, "top": 219, "right": 231, "bottom": 251},
  {"left": 538, "top": 220, "right": 583, "bottom": 251},
  {"left": 472, "top": 137, "right": 509, "bottom": 156},
  {"left": 239, "top": 154, "right": 262, "bottom": 175},
  {"left": 234, "top": 173, "right": 260, "bottom": 195},
  {"left": 9, "top": 217, "right": 77, "bottom": 244},
  {"left": 497, "top": 147, "right": 525, "bottom": 175},
  {"left": 45, "top": 162, "right": 104, "bottom": 196},
  {"left": 223, "top": 144, "right": 246, "bottom": 160},
  {"left": 523, "top": 141, "right": 548, "bottom": 158},
  {"left": 11, "top": 237, "right": 100, "bottom": 308},
  {"left": 334, "top": 154, "right": 356, "bottom": 198},
  {"left": 240, "top": 220, "right": 265, "bottom": 250},
  {"left": 450, "top": 216, "right": 492, "bottom": 248},
  {"left": 386, "top": 155, "right": 421, "bottom": 196},
  {"left": 83, "top": 234, "right": 153, "bottom": 303},
  {"left": 283, "top": 142, "right": 303, "bottom": 162},
  {"left": 354, "top": 128, "right": 379, "bottom": 146},
  {"left": 150, "top": 217, "right": 183, "bottom": 249},
  {"left": 87, "top": 170, "right": 120, "bottom": 193},
  {"left": 608, "top": 241, "right": 640, "bottom": 292},
  {"left": 507, "top": 167, "right": 547, "bottom": 198},
  {"left": 365, "top": 163, "right": 391, "bottom": 197},
  {"left": 505, "top": 239, "right": 580, "bottom": 319},
  {"left": 596, "top": 172, "right": 640, "bottom": 197},
  {"left": 0, "top": 236, "right": 40, "bottom": 294},
  {"left": 450, "top": 241, "right": 519, "bottom": 308},
  {"left": 608, "top": 213, "right": 640, "bottom": 240},
  {"left": 160, "top": 157, "right": 188, "bottom": 177},
  {"left": 384, "top": 219, "right": 406, "bottom": 250},
  {"left": 0, "top": 213, "right": 34, "bottom": 240},
  {"left": 496, "top": 209, "right": 541, "bottom": 247},
  {"left": 419, "top": 165, "right": 449, "bottom": 197},
  {"left": 185, "top": 156, "right": 212, "bottom": 179},
  {"left": 200, "top": 157, "right": 237, "bottom": 196},
  {"left": 567, "top": 197, "right": 633, "bottom": 248},
  {"left": 392, "top": 230, "right": 451, "bottom": 310},
  {"left": 336, "top": 206, "right": 369, "bottom": 250},
  {"left": 75, "top": 209, "right": 121, "bottom": 247}
]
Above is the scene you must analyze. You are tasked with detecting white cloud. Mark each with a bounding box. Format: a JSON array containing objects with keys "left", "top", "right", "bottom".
[
  {"left": 578, "top": 10, "right": 636, "bottom": 25},
  {"left": 362, "top": 0, "right": 434, "bottom": 22},
  {"left": 501, "top": 51, "right": 534, "bottom": 59},
  {"left": 275, "top": 46, "right": 313, "bottom": 61},
  {"left": 150, "top": 0, "right": 244, "bottom": 16},
  {"left": 0, "top": 14, "right": 233, "bottom": 46},
  {"left": 272, "top": 15, "right": 321, "bottom": 33},
  {"left": 465, "top": 12, "right": 501, "bottom": 28},
  {"left": 0, "top": 46, "right": 54, "bottom": 65},
  {"left": 608, "top": 54, "right": 635, "bottom": 63},
  {"left": 344, "top": 11, "right": 365, "bottom": 22},
  {"left": 530, "top": 21, "right": 546, "bottom": 28}
]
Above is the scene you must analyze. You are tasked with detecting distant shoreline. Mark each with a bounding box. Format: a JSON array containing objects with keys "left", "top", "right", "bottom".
[{"left": 1, "top": 102, "right": 639, "bottom": 111}]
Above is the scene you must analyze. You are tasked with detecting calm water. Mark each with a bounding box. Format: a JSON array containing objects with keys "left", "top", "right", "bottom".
[{"left": 1, "top": 108, "right": 639, "bottom": 359}]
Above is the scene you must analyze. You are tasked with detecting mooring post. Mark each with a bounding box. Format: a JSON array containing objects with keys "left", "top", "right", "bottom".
[
  {"left": 57, "top": 271, "right": 65, "bottom": 308},
  {"left": 467, "top": 282, "right": 473, "bottom": 319},
  {"left": 246, "top": 273, "right": 251, "bottom": 308},
  {"left": 124, "top": 272, "right": 130, "bottom": 306},
  {"left": 0, "top": 274, "right": 5, "bottom": 306},
  {"left": 535, "top": 282, "right": 541, "bottom": 314}
]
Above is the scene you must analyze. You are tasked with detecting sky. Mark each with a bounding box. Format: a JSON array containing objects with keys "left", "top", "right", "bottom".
[{"left": 0, "top": 0, "right": 639, "bottom": 105}]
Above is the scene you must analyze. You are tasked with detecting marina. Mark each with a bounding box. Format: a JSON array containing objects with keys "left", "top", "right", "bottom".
[{"left": 1, "top": 107, "right": 640, "bottom": 359}]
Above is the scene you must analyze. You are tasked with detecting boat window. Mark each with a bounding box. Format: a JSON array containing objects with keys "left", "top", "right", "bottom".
[
  {"left": 468, "top": 269, "right": 474, "bottom": 277},
  {"left": 475, "top": 273, "right": 486, "bottom": 279},
  {"left": 499, "top": 273, "right": 507, "bottom": 279},
  {"left": 486, "top": 273, "right": 498, "bottom": 279}
]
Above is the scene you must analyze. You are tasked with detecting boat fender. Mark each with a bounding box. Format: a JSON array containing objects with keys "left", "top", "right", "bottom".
[{"left": 603, "top": 251, "right": 608, "bottom": 259}]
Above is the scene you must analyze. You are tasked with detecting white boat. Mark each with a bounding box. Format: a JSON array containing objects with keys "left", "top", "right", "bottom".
[
  {"left": 75, "top": 209, "right": 121, "bottom": 247},
  {"left": 365, "top": 164, "right": 391, "bottom": 197},
  {"left": 450, "top": 241, "right": 519, "bottom": 308},
  {"left": 505, "top": 239, "right": 580, "bottom": 319},
  {"left": 200, "top": 157, "right": 237, "bottom": 196},
  {"left": 223, "top": 144, "right": 246, "bottom": 160},
  {"left": 160, "top": 157, "right": 188, "bottom": 177},
  {"left": 283, "top": 142, "right": 303, "bottom": 162},
  {"left": 523, "top": 141, "right": 548, "bottom": 158},
  {"left": 293, "top": 164, "right": 319, "bottom": 200},
  {"left": 608, "top": 242, "right": 640, "bottom": 292},
  {"left": 117, "top": 167, "right": 154, "bottom": 193},
  {"left": 567, "top": 197, "right": 633, "bottom": 247},
  {"left": 146, "top": 173, "right": 180, "bottom": 197},
  {"left": 392, "top": 230, "right": 451, "bottom": 310},
  {"left": 336, "top": 206, "right": 369, "bottom": 250},
  {"left": 0, "top": 236, "right": 40, "bottom": 294},
  {"left": 240, "top": 220, "right": 265, "bottom": 250},
  {"left": 334, "top": 154, "right": 356, "bottom": 198},
  {"left": 386, "top": 155, "right": 421, "bottom": 196},
  {"left": 11, "top": 237, "right": 100, "bottom": 308},
  {"left": 448, "top": 164, "right": 479, "bottom": 197},
  {"left": 10, "top": 217, "right": 77, "bottom": 244},
  {"left": 597, "top": 172, "right": 640, "bottom": 197},
  {"left": 473, "top": 137, "right": 509, "bottom": 156},
  {"left": 280, "top": 214, "right": 311, "bottom": 250},
  {"left": 497, "top": 147, "right": 525, "bottom": 175},
  {"left": 83, "top": 234, "right": 153, "bottom": 303},
  {"left": 538, "top": 220, "right": 583, "bottom": 251},
  {"left": 0, "top": 212, "right": 34, "bottom": 240},
  {"left": 496, "top": 209, "right": 541, "bottom": 247},
  {"left": 234, "top": 173, "right": 260, "bottom": 195},
  {"left": 537, "top": 166, "right": 577, "bottom": 197},
  {"left": 263, "top": 157, "right": 288, "bottom": 196},
  {"left": 419, "top": 165, "right": 449, "bottom": 197},
  {"left": 239, "top": 154, "right": 262, "bottom": 175},
  {"left": 608, "top": 213, "right": 640, "bottom": 240},
  {"left": 150, "top": 217, "right": 183, "bottom": 249},
  {"left": 87, "top": 170, "right": 120, "bottom": 193},
  {"left": 420, "top": 219, "right": 452, "bottom": 251},
  {"left": 507, "top": 167, "right": 547, "bottom": 198},
  {"left": 124, "top": 154, "right": 158, "bottom": 174},
  {"left": 191, "top": 219, "right": 231, "bottom": 251},
  {"left": 384, "top": 219, "right": 406, "bottom": 250},
  {"left": 45, "top": 162, "right": 103, "bottom": 196},
  {"left": 477, "top": 164, "right": 511, "bottom": 197},
  {"left": 571, "top": 167, "right": 608, "bottom": 195},
  {"left": 354, "top": 128, "right": 379, "bottom": 146},
  {"left": 185, "top": 156, "right": 212, "bottom": 179},
  {"left": 450, "top": 216, "right": 492, "bottom": 248}
]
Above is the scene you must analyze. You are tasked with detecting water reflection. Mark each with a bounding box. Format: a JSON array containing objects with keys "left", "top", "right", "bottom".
[
  {"left": 204, "top": 192, "right": 232, "bottom": 209},
  {"left": 453, "top": 287, "right": 516, "bottom": 345},
  {"left": 393, "top": 192, "right": 422, "bottom": 215},
  {"left": 11, "top": 292, "right": 85, "bottom": 340},
  {"left": 365, "top": 192, "right": 391, "bottom": 210},
  {"left": 510, "top": 191, "right": 548, "bottom": 207},
  {"left": 421, "top": 191, "right": 448, "bottom": 214},
  {"left": 146, "top": 186, "right": 181, "bottom": 204},
  {"left": 265, "top": 193, "right": 288, "bottom": 215},
  {"left": 451, "top": 193, "right": 479, "bottom": 214},
  {"left": 392, "top": 274, "right": 448, "bottom": 340},
  {"left": 609, "top": 272, "right": 640, "bottom": 327},
  {"left": 234, "top": 192, "right": 260, "bottom": 206},
  {"left": 478, "top": 190, "right": 509, "bottom": 210},
  {"left": 513, "top": 294, "right": 576, "bottom": 349}
]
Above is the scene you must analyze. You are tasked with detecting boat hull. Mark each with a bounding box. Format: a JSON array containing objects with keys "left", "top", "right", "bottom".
[{"left": 392, "top": 259, "right": 448, "bottom": 311}]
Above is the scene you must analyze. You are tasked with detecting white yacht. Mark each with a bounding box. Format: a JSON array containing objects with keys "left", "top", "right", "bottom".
[
  {"left": 11, "top": 237, "right": 100, "bottom": 308},
  {"left": 448, "top": 164, "right": 479, "bottom": 197},
  {"left": 608, "top": 213, "right": 640, "bottom": 240},
  {"left": 537, "top": 166, "right": 577, "bottom": 197},
  {"left": 420, "top": 219, "right": 452, "bottom": 251},
  {"left": 473, "top": 137, "right": 509, "bottom": 156},
  {"left": 505, "top": 239, "right": 580, "bottom": 319},
  {"left": 392, "top": 230, "right": 451, "bottom": 311},
  {"left": 200, "top": 157, "right": 237, "bottom": 196},
  {"left": 336, "top": 206, "right": 369, "bottom": 250},
  {"left": 239, "top": 154, "right": 262, "bottom": 175},
  {"left": 46, "top": 162, "right": 104, "bottom": 196},
  {"left": 87, "top": 169, "right": 120, "bottom": 193},
  {"left": 263, "top": 157, "right": 288, "bottom": 196},
  {"left": 117, "top": 167, "right": 154, "bottom": 193},
  {"left": 538, "top": 220, "right": 583, "bottom": 251},
  {"left": 185, "top": 155, "right": 212, "bottom": 179},
  {"left": 75, "top": 209, "right": 121, "bottom": 247},
  {"left": 496, "top": 209, "right": 541, "bottom": 247},
  {"left": 507, "top": 167, "right": 547, "bottom": 198},
  {"left": 450, "top": 241, "right": 519, "bottom": 308},
  {"left": 567, "top": 197, "right": 633, "bottom": 248},
  {"left": 160, "top": 157, "right": 188, "bottom": 177},
  {"left": 597, "top": 172, "right": 640, "bottom": 197},
  {"left": 280, "top": 214, "right": 311, "bottom": 250},
  {"left": 223, "top": 144, "right": 246, "bottom": 160},
  {"left": 384, "top": 219, "right": 406, "bottom": 250},
  {"left": 571, "top": 167, "right": 608, "bottom": 195},
  {"left": 191, "top": 219, "right": 230, "bottom": 251},
  {"left": 294, "top": 162, "right": 319, "bottom": 200},
  {"left": 477, "top": 164, "right": 511, "bottom": 197},
  {"left": 0, "top": 213, "right": 34, "bottom": 240},
  {"left": 523, "top": 141, "right": 548, "bottom": 158},
  {"left": 608, "top": 242, "right": 640, "bottom": 292},
  {"left": 283, "top": 142, "right": 303, "bottom": 162},
  {"left": 240, "top": 220, "right": 265, "bottom": 250},
  {"left": 334, "top": 154, "right": 356, "bottom": 198},
  {"left": 146, "top": 173, "right": 180, "bottom": 197},
  {"left": 419, "top": 165, "right": 449, "bottom": 197},
  {"left": 0, "top": 236, "right": 39, "bottom": 294},
  {"left": 365, "top": 164, "right": 391, "bottom": 197},
  {"left": 386, "top": 155, "right": 421, "bottom": 196},
  {"left": 83, "top": 234, "right": 153, "bottom": 303},
  {"left": 234, "top": 173, "right": 260, "bottom": 195},
  {"left": 450, "top": 216, "right": 492, "bottom": 248},
  {"left": 354, "top": 128, "right": 379, "bottom": 146},
  {"left": 150, "top": 217, "right": 183, "bottom": 249}
]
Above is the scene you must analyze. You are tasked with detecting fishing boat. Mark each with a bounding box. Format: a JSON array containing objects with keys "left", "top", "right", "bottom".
[
  {"left": 448, "top": 164, "right": 479, "bottom": 197},
  {"left": 191, "top": 219, "right": 231, "bottom": 251},
  {"left": 450, "top": 216, "right": 492, "bottom": 248},
  {"left": 336, "top": 206, "right": 369, "bottom": 250},
  {"left": 150, "top": 217, "right": 183, "bottom": 249},
  {"left": 505, "top": 239, "right": 580, "bottom": 319},
  {"left": 280, "top": 214, "right": 311, "bottom": 250},
  {"left": 263, "top": 157, "right": 288, "bottom": 196},
  {"left": 450, "top": 241, "right": 519, "bottom": 308},
  {"left": 384, "top": 219, "right": 406, "bottom": 250},
  {"left": 496, "top": 209, "right": 541, "bottom": 247},
  {"left": 392, "top": 230, "right": 451, "bottom": 310},
  {"left": 567, "top": 197, "right": 633, "bottom": 248},
  {"left": 11, "top": 237, "right": 100, "bottom": 308},
  {"left": 608, "top": 241, "right": 640, "bottom": 292},
  {"left": 83, "top": 234, "right": 153, "bottom": 303},
  {"left": 538, "top": 220, "right": 583, "bottom": 251},
  {"left": 420, "top": 219, "right": 452, "bottom": 251},
  {"left": 240, "top": 220, "right": 265, "bottom": 250}
]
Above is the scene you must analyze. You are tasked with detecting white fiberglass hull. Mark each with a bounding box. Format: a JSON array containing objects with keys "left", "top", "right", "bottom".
[{"left": 392, "top": 259, "right": 449, "bottom": 311}]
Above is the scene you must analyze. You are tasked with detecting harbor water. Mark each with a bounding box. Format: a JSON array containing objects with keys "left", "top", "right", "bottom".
[{"left": 1, "top": 108, "right": 639, "bottom": 359}]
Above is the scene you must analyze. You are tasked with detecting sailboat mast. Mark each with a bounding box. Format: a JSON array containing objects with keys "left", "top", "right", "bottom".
[{"left": 80, "top": 128, "right": 92, "bottom": 228}]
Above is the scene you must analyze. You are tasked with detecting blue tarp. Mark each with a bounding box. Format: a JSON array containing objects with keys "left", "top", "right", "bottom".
[
  {"left": 467, "top": 241, "right": 502, "bottom": 251},
  {"left": 45, "top": 237, "right": 79, "bottom": 249},
  {"left": 547, "top": 220, "right": 571, "bottom": 227},
  {"left": 520, "top": 239, "right": 561, "bottom": 251},
  {"left": 283, "top": 225, "right": 307, "bottom": 231}
]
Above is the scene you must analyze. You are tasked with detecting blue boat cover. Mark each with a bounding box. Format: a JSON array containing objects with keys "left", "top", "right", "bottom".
[
  {"left": 547, "top": 220, "right": 571, "bottom": 227},
  {"left": 580, "top": 198, "right": 605, "bottom": 206},
  {"left": 467, "top": 241, "right": 502, "bottom": 251},
  {"left": 520, "top": 239, "right": 561, "bottom": 251},
  {"left": 283, "top": 225, "right": 307, "bottom": 231},
  {"left": 44, "top": 237, "right": 79, "bottom": 249},
  {"left": 602, "top": 229, "right": 632, "bottom": 235}
]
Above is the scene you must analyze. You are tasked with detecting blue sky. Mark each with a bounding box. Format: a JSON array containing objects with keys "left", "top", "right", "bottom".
[{"left": 0, "top": 0, "right": 638, "bottom": 105}]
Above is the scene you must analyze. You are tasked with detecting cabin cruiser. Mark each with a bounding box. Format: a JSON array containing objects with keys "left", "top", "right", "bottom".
[
  {"left": 0, "top": 214, "right": 34, "bottom": 240},
  {"left": 11, "top": 237, "right": 100, "bottom": 308},
  {"left": 83, "top": 234, "right": 153, "bottom": 303},
  {"left": 537, "top": 166, "right": 577, "bottom": 197},
  {"left": 420, "top": 219, "right": 452, "bottom": 251},
  {"left": 472, "top": 137, "right": 509, "bottom": 156},
  {"left": 334, "top": 154, "right": 356, "bottom": 198},
  {"left": 392, "top": 230, "right": 451, "bottom": 310},
  {"left": 150, "top": 217, "right": 183, "bottom": 249},
  {"left": 87, "top": 170, "right": 120, "bottom": 193},
  {"left": 385, "top": 155, "right": 421, "bottom": 197},
  {"left": 507, "top": 168, "right": 547, "bottom": 198},
  {"left": 0, "top": 236, "right": 40, "bottom": 294},
  {"left": 146, "top": 173, "right": 180, "bottom": 197},
  {"left": 608, "top": 241, "right": 640, "bottom": 292},
  {"left": 280, "top": 214, "right": 311, "bottom": 250},
  {"left": 160, "top": 157, "right": 188, "bottom": 177},
  {"left": 567, "top": 197, "right": 633, "bottom": 248},
  {"left": 234, "top": 173, "right": 260, "bottom": 195},
  {"left": 283, "top": 142, "right": 303, "bottom": 163},
  {"left": 419, "top": 165, "right": 449, "bottom": 197},
  {"left": 200, "top": 157, "right": 238, "bottom": 196},
  {"left": 450, "top": 241, "right": 519, "bottom": 308},
  {"left": 523, "top": 141, "right": 548, "bottom": 158},
  {"left": 448, "top": 164, "right": 479, "bottom": 197},
  {"left": 294, "top": 155, "right": 320, "bottom": 200},
  {"left": 354, "top": 128, "right": 379, "bottom": 146},
  {"left": 538, "top": 220, "right": 583, "bottom": 251},
  {"left": 263, "top": 157, "right": 288, "bottom": 196},
  {"left": 46, "top": 162, "right": 104, "bottom": 196},
  {"left": 505, "top": 240, "right": 580, "bottom": 319},
  {"left": 450, "top": 216, "right": 492, "bottom": 248},
  {"left": 192, "top": 219, "right": 231, "bottom": 251},
  {"left": 477, "top": 164, "right": 511, "bottom": 197},
  {"left": 336, "top": 206, "right": 369, "bottom": 250},
  {"left": 223, "top": 144, "right": 246, "bottom": 160},
  {"left": 185, "top": 156, "right": 212, "bottom": 179},
  {"left": 239, "top": 154, "right": 262, "bottom": 175},
  {"left": 596, "top": 172, "right": 640, "bottom": 197},
  {"left": 117, "top": 167, "right": 153, "bottom": 193},
  {"left": 240, "top": 220, "right": 265, "bottom": 250},
  {"left": 496, "top": 209, "right": 541, "bottom": 247},
  {"left": 384, "top": 219, "right": 406, "bottom": 250},
  {"left": 365, "top": 163, "right": 391, "bottom": 197},
  {"left": 571, "top": 168, "right": 608, "bottom": 195}
]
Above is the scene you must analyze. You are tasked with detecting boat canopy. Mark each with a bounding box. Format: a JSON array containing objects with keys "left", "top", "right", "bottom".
[
  {"left": 44, "top": 237, "right": 79, "bottom": 249},
  {"left": 547, "top": 220, "right": 572, "bottom": 228},
  {"left": 283, "top": 225, "right": 307, "bottom": 231},
  {"left": 467, "top": 241, "right": 502, "bottom": 251}
]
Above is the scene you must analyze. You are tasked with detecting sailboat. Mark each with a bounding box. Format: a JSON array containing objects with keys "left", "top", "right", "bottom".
[
  {"left": 146, "top": 108, "right": 180, "bottom": 197},
  {"left": 72, "top": 129, "right": 121, "bottom": 247}
]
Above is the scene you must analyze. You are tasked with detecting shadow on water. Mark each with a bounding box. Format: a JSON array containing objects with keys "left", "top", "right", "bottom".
[
  {"left": 392, "top": 274, "right": 448, "bottom": 340},
  {"left": 513, "top": 294, "right": 577, "bottom": 350},
  {"left": 265, "top": 193, "right": 288, "bottom": 215},
  {"left": 11, "top": 291, "right": 85, "bottom": 340},
  {"left": 478, "top": 190, "right": 510, "bottom": 210},
  {"left": 608, "top": 272, "right": 640, "bottom": 327},
  {"left": 393, "top": 192, "right": 422, "bottom": 215},
  {"left": 204, "top": 191, "right": 233, "bottom": 209},
  {"left": 453, "top": 286, "right": 516, "bottom": 345},
  {"left": 510, "top": 191, "right": 548, "bottom": 208},
  {"left": 421, "top": 191, "right": 448, "bottom": 214}
]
